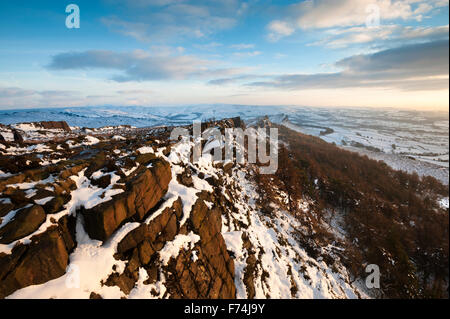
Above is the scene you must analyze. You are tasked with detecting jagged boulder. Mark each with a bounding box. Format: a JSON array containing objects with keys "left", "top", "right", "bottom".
[
  {"left": 106, "top": 197, "right": 183, "bottom": 294},
  {"left": 135, "top": 152, "right": 157, "bottom": 166},
  {"left": 168, "top": 199, "right": 235, "bottom": 299},
  {"left": 113, "top": 198, "right": 236, "bottom": 299},
  {"left": 177, "top": 169, "right": 193, "bottom": 187},
  {"left": 117, "top": 197, "right": 183, "bottom": 256},
  {"left": 43, "top": 195, "right": 70, "bottom": 214},
  {"left": 37, "top": 121, "right": 71, "bottom": 132},
  {"left": 90, "top": 174, "right": 112, "bottom": 189},
  {"left": 12, "top": 130, "right": 23, "bottom": 143},
  {"left": 84, "top": 152, "right": 108, "bottom": 178},
  {"left": 0, "top": 215, "right": 76, "bottom": 298},
  {"left": 0, "top": 205, "right": 46, "bottom": 244},
  {"left": 82, "top": 159, "right": 172, "bottom": 242},
  {"left": 59, "top": 163, "right": 89, "bottom": 180}
]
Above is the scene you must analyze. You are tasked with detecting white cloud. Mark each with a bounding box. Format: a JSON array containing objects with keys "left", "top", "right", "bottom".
[
  {"left": 311, "top": 24, "right": 449, "bottom": 48},
  {"left": 295, "top": 0, "right": 422, "bottom": 29},
  {"left": 47, "top": 50, "right": 250, "bottom": 82},
  {"left": 414, "top": 2, "right": 433, "bottom": 14},
  {"left": 248, "top": 40, "right": 449, "bottom": 91},
  {"left": 267, "top": 20, "right": 295, "bottom": 42},
  {"left": 266, "top": 0, "right": 449, "bottom": 41}
]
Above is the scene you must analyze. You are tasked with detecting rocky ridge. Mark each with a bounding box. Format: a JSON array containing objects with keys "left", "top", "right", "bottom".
[{"left": 0, "top": 118, "right": 367, "bottom": 299}]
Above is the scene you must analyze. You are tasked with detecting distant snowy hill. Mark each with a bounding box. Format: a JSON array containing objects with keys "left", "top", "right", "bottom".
[{"left": 1, "top": 105, "right": 448, "bottom": 183}]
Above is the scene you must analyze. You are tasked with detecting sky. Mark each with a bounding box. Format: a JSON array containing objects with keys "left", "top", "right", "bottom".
[{"left": 0, "top": 0, "right": 448, "bottom": 110}]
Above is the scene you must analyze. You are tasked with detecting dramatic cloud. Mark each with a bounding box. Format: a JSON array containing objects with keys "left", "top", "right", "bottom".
[
  {"left": 47, "top": 50, "right": 249, "bottom": 82},
  {"left": 267, "top": 0, "right": 449, "bottom": 41},
  {"left": 248, "top": 40, "right": 449, "bottom": 91},
  {"left": 295, "top": 0, "right": 429, "bottom": 29}
]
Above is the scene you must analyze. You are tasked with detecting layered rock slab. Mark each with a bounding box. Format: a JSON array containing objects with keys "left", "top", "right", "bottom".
[
  {"left": 0, "top": 205, "right": 46, "bottom": 245},
  {"left": 82, "top": 159, "right": 172, "bottom": 242},
  {"left": 168, "top": 199, "right": 235, "bottom": 299},
  {"left": 0, "top": 216, "right": 76, "bottom": 298},
  {"left": 114, "top": 198, "right": 236, "bottom": 299}
]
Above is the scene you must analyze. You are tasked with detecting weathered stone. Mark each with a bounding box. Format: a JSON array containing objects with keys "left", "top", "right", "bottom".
[
  {"left": 135, "top": 152, "right": 156, "bottom": 166},
  {"left": 223, "top": 162, "right": 234, "bottom": 174},
  {"left": 179, "top": 269, "right": 198, "bottom": 298},
  {"left": 144, "top": 264, "right": 158, "bottom": 284},
  {"left": 178, "top": 169, "right": 194, "bottom": 187},
  {"left": 243, "top": 248, "right": 257, "bottom": 298},
  {"left": 163, "top": 213, "right": 178, "bottom": 241},
  {"left": 13, "top": 130, "right": 23, "bottom": 143},
  {"left": 84, "top": 152, "right": 108, "bottom": 178},
  {"left": 0, "top": 245, "right": 27, "bottom": 283},
  {"left": 56, "top": 215, "right": 77, "bottom": 252},
  {"left": 31, "top": 188, "right": 55, "bottom": 201},
  {"left": 117, "top": 197, "right": 183, "bottom": 254},
  {"left": 192, "top": 262, "right": 212, "bottom": 297},
  {"left": 117, "top": 224, "right": 148, "bottom": 254},
  {"left": 105, "top": 272, "right": 136, "bottom": 295},
  {"left": 0, "top": 205, "right": 46, "bottom": 244},
  {"left": 126, "top": 249, "right": 141, "bottom": 273},
  {"left": 37, "top": 121, "right": 71, "bottom": 132},
  {"left": 0, "top": 216, "right": 76, "bottom": 298},
  {"left": 43, "top": 195, "right": 70, "bottom": 214},
  {"left": 165, "top": 199, "right": 236, "bottom": 299},
  {"left": 138, "top": 240, "right": 154, "bottom": 265},
  {"left": 59, "top": 163, "right": 89, "bottom": 180},
  {"left": 208, "top": 276, "right": 223, "bottom": 299},
  {"left": 89, "top": 292, "right": 103, "bottom": 299},
  {"left": 54, "top": 179, "right": 76, "bottom": 196},
  {"left": 196, "top": 190, "right": 214, "bottom": 203},
  {"left": 0, "top": 201, "right": 14, "bottom": 218},
  {"left": 91, "top": 174, "right": 111, "bottom": 189},
  {"left": 190, "top": 199, "right": 209, "bottom": 230},
  {"left": 7, "top": 189, "right": 32, "bottom": 206},
  {"left": 82, "top": 159, "right": 172, "bottom": 242}
]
